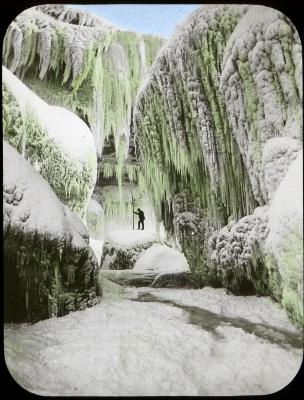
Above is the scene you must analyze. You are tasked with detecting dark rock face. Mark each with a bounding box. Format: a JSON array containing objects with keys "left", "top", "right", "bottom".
[
  {"left": 98, "top": 269, "right": 197, "bottom": 289},
  {"left": 4, "top": 226, "right": 99, "bottom": 323},
  {"left": 99, "top": 269, "right": 157, "bottom": 288},
  {"left": 152, "top": 272, "right": 199, "bottom": 289}
]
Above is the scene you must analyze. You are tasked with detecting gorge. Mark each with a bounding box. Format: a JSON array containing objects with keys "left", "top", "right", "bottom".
[{"left": 3, "top": 4, "right": 303, "bottom": 396}]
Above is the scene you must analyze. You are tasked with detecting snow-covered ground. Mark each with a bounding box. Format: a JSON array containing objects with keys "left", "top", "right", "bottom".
[
  {"left": 4, "top": 287, "right": 302, "bottom": 396},
  {"left": 106, "top": 229, "right": 159, "bottom": 246}
]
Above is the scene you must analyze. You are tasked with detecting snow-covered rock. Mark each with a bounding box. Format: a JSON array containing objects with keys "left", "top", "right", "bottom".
[
  {"left": 221, "top": 6, "right": 302, "bottom": 203},
  {"left": 134, "top": 244, "right": 190, "bottom": 273},
  {"left": 2, "top": 66, "right": 97, "bottom": 218},
  {"left": 98, "top": 244, "right": 192, "bottom": 289},
  {"left": 265, "top": 151, "right": 303, "bottom": 324},
  {"left": 3, "top": 141, "right": 98, "bottom": 322}
]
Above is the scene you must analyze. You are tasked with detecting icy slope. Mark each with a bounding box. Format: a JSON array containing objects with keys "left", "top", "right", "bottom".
[
  {"left": 3, "top": 4, "right": 164, "bottom": 155},
  {"left": 2, "top": 66, "right": 97, "bottom": 218},
  {"left": 3, "top": 141, "right": 98, "bottom": 322}
]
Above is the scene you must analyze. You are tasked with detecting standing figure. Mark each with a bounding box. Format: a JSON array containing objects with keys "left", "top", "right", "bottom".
[{"left": 133, "top": 208, "right": 145, "bottom": 230}]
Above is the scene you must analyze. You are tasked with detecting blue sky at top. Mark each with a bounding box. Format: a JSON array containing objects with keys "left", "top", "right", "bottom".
[{"left": 69, "top": 4, "right": 202, "bottom": 38}]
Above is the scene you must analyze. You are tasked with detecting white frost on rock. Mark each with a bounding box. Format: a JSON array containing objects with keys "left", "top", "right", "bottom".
[
  {"left": 3, "top": 140, "right": 90, "bottom": 249},
  {"left": 134, "top": 244, "right": 190, "bottom": 273},
  {"left": 221, "top": 6, "right": 302, "bottom": 203},
  {"left": 265, "top": 151, "right": 303, "bottom": 322}
]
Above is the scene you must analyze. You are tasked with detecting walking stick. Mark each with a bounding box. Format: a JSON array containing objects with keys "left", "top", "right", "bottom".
[{"left": 131, "top": 190, "right": 134, "bottom": 230}]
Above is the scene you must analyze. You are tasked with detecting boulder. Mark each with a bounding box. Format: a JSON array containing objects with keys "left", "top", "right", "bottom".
[{"left": 3, "top": 141, "right": 99, "bottom": 323}]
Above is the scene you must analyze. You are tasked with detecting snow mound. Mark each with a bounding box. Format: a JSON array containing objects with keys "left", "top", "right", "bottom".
[{"left": 134, "top": 244, "right": 190, "bottom": 273}]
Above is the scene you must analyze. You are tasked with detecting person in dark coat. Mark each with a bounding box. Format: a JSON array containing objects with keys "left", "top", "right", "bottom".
[{"left": 133, "top": 208, "right": 145, "bottom": 230}]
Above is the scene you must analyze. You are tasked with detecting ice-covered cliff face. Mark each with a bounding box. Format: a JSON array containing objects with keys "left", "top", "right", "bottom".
[
  {"left": 3, "top": 141, "right": 99, "bottom": 322},
  {"left": 133, "top": 5, "right": 302, "bottom": 324},
  {"left": 2, "top": 66, "right": 97, "bottom": 218},
  {"left": 3, "top": 4, "right": 164, "bottom": 156}
]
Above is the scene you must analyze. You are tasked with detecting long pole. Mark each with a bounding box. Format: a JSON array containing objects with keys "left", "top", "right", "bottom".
[{"left": 131, "top": 190, "right": 134, "bottom": 230}]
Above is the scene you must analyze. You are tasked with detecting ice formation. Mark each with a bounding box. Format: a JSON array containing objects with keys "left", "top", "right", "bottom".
[
  {"left": 2, "top": 66, "right": 97, "bottom": 218},
  {"left": 3, "top": 141, "right": 98, "bottom": 322},
  {"left": 133, "top": 5, "right": 302, "bottom": 323},
  {"left": 3, "top": 4, "right": 164, "bottom": 156},
  {"left": 220, "top": 6, "right": 302, "bottom": 203}
]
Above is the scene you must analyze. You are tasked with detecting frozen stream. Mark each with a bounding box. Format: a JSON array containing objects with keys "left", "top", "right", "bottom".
[
  {"left": 4, "top": 287, "right": 302, "bottom": 396},
  {"left": 135, "top": 292, "right": 303, "bottom": 350}
]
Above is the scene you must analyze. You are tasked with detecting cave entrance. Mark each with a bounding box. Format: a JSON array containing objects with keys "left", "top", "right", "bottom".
[{"left": 86, "top": 136, "right": 165, "bottom": 267}]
